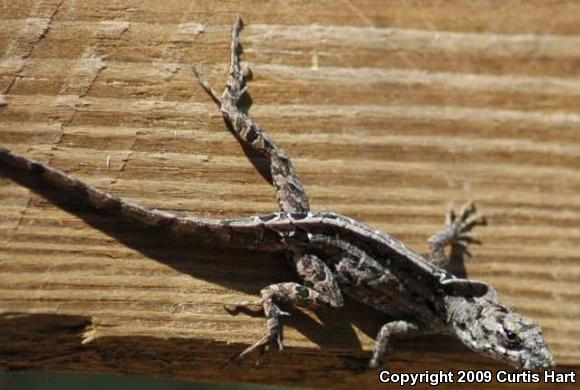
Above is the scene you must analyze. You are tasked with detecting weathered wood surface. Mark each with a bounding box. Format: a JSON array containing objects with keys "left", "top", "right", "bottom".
[{"left": 0, "top": 0, "right": 579, "bottom": 388}]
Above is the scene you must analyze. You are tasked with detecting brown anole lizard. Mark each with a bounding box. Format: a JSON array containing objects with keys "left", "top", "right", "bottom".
[{"left": 0, "top": 17, "right": 555, "bottom": 371}]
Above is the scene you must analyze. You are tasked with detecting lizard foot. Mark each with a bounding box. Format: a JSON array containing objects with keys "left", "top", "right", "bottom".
[
  {"left": 223, "top": 278, "right": 340, "bottom": 367},
  {"left": 223, "top": 300, "right": 290, "bottom": 368},
  {"left": 441, "top": 201, "right": 487, "bottom": 257}
]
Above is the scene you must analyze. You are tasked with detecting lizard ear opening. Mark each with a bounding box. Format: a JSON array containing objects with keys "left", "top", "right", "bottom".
[{"left": 441, "top": 279, "right": 489, "bottom": 297}]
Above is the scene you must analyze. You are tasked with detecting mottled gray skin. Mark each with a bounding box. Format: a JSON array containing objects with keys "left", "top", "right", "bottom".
[{"left": 0, "top": 17, "right": 554, "bottom": 371}]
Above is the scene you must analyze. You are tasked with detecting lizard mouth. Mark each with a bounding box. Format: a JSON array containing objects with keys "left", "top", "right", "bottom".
[
  {"left": 488, "top": 343, "right": 555, "bottom": 371},
  {"left": 522, "top": 350, "right": 556, "bottom": 371}
]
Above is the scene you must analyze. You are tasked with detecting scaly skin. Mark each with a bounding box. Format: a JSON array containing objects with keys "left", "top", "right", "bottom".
[{"left": 0, "top": 17, "right": 555, "bottom": 371}]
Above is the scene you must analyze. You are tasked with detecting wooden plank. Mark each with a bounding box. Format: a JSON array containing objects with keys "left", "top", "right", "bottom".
[{"left": 0, "top": 0, "right": 579, "bottom": 388}]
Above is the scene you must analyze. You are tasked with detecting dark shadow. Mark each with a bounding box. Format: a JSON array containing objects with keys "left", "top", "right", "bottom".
[
  {"left": 0, "top": 144, "right": 486, "bottom": 373},
  {"left": 236, "top": 64, "right": 253, "bottom": 116},
  {"left": 1, "top": 65, "right": 476, "bottom": 369},
  {"left": 0, "top": 164, "right": 366, "bottom": 354},
  {"left": 448, "top": 246, "right": 469, "bottom": 279},
  {"left": 1, "top": 313, "right": 516, "bottom": 387}
]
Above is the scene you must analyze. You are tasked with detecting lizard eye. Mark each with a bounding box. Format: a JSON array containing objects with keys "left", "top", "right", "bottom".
[{"left": 504, "top": 329, "right": 521, "bottom": 345}]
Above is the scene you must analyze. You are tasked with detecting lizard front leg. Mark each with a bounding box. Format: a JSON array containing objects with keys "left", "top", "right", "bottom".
[
  {"left": 193, "top": 17, "right": 309, "bottom": 214},
  {"left": 427, "top": 201, "right": 487, "bottom": 269},
  {"left": 369, "top": 320, "right": 422, "bottom": 369},
  {"left": 227, "top": 252, "right": 343, "bottom": 366}
]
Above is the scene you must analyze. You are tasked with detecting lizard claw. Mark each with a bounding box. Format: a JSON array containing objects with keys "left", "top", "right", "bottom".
[
  {"left": 446, "top": 201, "right": 487, "bottom": 253},
  {"left": 222, "top": 325, "right": 284, "bottom": 369},
  {"left": 448, "top": 201, "right": 486, "bottom": 232},
  {"left": 224, "top": 299, "right": 264, "bottom": 315},
  {"left": 430, "top": 201, "right": 487, "bottom": 262},
  {"left": 223, "top": 299, "right": 289, "bottom": 368}
]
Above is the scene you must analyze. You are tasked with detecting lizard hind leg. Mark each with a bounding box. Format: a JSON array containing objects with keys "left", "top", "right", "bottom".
[
  {"left": 193, "top": 17, "right": 309, "bottom": 214},
  {"left": 225, "top": 252, "right": 343, "bottom": 367},
  {"left": 427, "top": 201, "right": 487, "bottom": 269}
]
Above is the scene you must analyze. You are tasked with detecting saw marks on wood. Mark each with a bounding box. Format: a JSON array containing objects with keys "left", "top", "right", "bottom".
[{"left": 0, "top": 0, "right": 579, "bottom": 387}]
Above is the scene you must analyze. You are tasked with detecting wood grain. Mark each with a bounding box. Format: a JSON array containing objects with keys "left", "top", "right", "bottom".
[{"left": 0, "top": 0, "right": 579, "bottom": 388}]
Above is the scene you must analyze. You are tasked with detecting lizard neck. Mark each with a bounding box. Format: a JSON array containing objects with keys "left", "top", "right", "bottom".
[
  {"left": 442, "top": 292, "right": 500, "bottom": 350},
  {"left": 444, "top": 295, "right": 484, "bottom": 332}
]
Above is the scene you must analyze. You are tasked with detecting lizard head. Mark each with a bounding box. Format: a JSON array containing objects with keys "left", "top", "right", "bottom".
[{"left": 450, "top": 292, "right": 555, "bottom": 370}]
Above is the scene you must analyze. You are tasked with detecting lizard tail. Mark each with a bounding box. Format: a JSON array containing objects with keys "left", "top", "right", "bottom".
[
  {"left": 0, "top": 147, "right": 194, "bottom": 228},
  {"left": 0, "top": 147, "right": 279, "bottom": 251}
]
